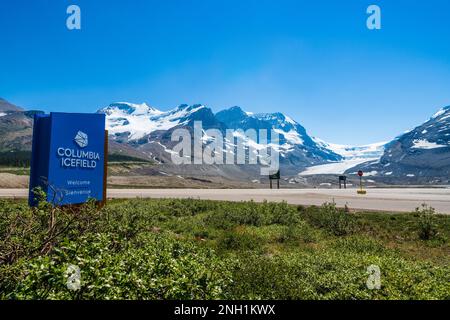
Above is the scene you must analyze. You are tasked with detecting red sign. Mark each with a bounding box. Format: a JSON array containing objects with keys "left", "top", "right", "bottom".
[{"left": 358, "top": 170, "right": 364, "bottom": 177}]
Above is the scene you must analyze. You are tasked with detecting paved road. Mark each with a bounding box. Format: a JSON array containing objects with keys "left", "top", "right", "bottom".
[{"left": 2, "top": 188, "right": 450, "bottom": 214}]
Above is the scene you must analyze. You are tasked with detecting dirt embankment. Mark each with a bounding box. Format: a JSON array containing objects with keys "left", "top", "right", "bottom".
[
  {"left": 0, "top": 173, "right": 258, "bottom": 189},
  {"left": 0, "top": 173, "right": 29, "bottom": 188}
]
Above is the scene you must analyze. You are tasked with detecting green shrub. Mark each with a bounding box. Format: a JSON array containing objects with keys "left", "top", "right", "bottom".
[
  {"left": 276, "top": 222, "right": 319, "bottom": 244},
  {"left": 416, "top": 204, "right": 439, "bottom": 240},
  {"left": 0, "top": 192, "right": 100, "bottom": 266},
  {"left": 230, "top": 250, "right": 450, "bottom": 300},
  {"left": 204, "top": 200, "right": 299, "bottom": 229},
  {"left": 331, "top": 236, "right": 387, "bottom": 255},
  {"left": 306, "top": 202, "right": 358, "bottom": 236},
  {"left": 217, "top": 229, "right": 263, "bottom": 252},
  {"left": 5, "top": 232, "right": 232, "bottom": 300},
  {"left": 1, "top": 197, "right": 448, "bottom": 300}
]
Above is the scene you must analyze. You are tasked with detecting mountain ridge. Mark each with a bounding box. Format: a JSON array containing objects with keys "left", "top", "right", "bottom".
[
  {"left": 0, "top": 97, "right": 24, "bottom": 113},
  {"left": 1, "top": 97, "right": 449, "bottom": 184},
  {"left": 101, "top": 102, "right": 346, "bottom": 170},
  {"left": 352, "top": 105, "right": 450, "bottom": 182}
]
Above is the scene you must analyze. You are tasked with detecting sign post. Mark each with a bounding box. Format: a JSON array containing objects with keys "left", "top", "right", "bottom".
[
  {"left": 269, "top": 170, "right": 281, "bottom": 189},
  {"left": 339, "top": 175, "right": 347, "bottom": 189},
  {"left": 357, "top": 170, "right": 367, "bottom": 195},
  {"left": 29, "top": 112, "right": 106, "bottom": 206},
  {"left": 100, "top": 130, "right": 109, "bottom": 208}
]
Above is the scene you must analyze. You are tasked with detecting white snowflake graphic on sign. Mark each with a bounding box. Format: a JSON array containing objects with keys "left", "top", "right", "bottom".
[{"left": 74, "top": 131, "right": 88, "bottom": 148}]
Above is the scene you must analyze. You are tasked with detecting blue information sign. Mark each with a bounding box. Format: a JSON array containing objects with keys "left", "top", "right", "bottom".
[{"left": 29, "top": 112, "right": 106, "bottom": 206}]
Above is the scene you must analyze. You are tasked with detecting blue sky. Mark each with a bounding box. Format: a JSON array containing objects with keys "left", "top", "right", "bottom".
[{"left": 1, "top": 0, "right": 450, "bottom": 145}]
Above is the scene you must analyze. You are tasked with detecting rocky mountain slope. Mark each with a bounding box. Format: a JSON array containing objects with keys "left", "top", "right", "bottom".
[
  {"left": 100, "top": 103, "right": 343, "bottom": 172},
  {"left": 0, "top": 98, "right": 40, "bottom": 152},
  {"left": 0, "top": 97, "right": 23, "bottom": 113},
  {"left": 215, "top": 106, "right": 342, "bottom": 167},
  {"left": 353, "top": 106, "right": 450, "bottom": 183}
]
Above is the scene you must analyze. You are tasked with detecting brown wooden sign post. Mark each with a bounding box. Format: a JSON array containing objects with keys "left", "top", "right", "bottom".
[{"left": 99, "top": 130, "right": 108, "bottom": 208}]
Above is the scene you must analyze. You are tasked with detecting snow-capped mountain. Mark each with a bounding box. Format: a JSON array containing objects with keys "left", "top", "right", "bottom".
[
  {"left": 98, "top": 103, "right": 343, "bottom": 170},
  {"left": 99, "top": 102, "right": 212, "bottom": 141},
  {"left": 354, "top": 105, "right": 450, "bottom": 182},
  {"left": 215, "top": 106, "right": 342, "bottom": 168},
  {"left": 99, "top": 102, "right": 225, "bottom": 163}
]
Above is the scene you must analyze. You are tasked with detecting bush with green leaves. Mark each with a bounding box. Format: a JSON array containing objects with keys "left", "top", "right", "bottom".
[
  {"left": 230, "top": 248, "right": 449, "bottom": 300},
  {"left": 204, "top": 200, "right": 299, "bottom": 229},
  {"left": 0, "top": 193, "right": 101, "bottom": 266},
  {"left": 276, "top": 221, "right": 320, "bottom": 244},
  {"left": 217, "top": 228, "right": 263, "bottom": 252},
  {"left": 1, "top": 196, "right": 449, "bottom": 300},
  {"left": 416, "top": 204, "right": 439, "bottom": 240},
  {"left": 5, "top": 232, "right": 232, "bottom": 300},
  {"left": 304, "top": 202, "right": 358, "bottom": 236}
]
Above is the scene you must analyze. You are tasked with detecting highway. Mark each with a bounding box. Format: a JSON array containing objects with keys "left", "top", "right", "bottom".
[{"left": 2, "top": 188, "right": 450, "bottom": 214}]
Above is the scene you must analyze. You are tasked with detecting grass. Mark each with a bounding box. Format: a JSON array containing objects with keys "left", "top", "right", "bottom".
[{"left": 0, "top": 197, "right": 449, "bottom": 300}]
